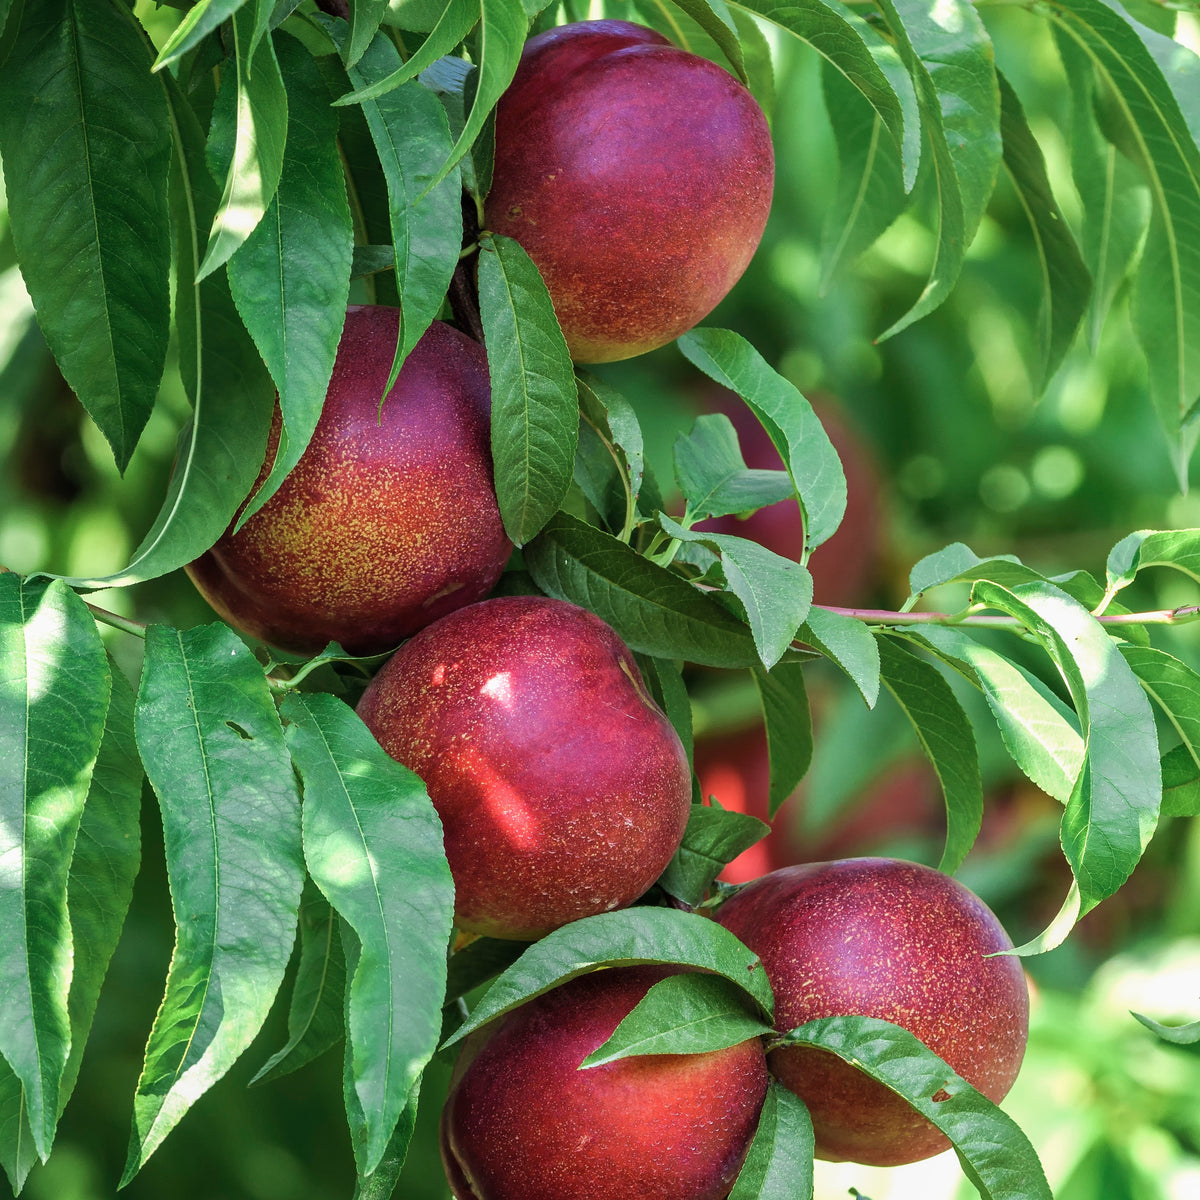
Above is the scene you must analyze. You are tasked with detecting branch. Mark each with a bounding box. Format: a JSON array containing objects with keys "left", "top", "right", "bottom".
[{"left": 815, "top": 603, "right": 1200, "bottom": 629}]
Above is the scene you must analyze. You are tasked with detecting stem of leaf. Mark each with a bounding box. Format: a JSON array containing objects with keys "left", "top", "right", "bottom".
[{"left": 88, "top": 603, "right": 147, "bottom": 640}]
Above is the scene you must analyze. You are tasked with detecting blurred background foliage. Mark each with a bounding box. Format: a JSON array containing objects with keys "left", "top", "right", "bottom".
[{"left": 2, "top": 1, "right": 1199, "bottom": 1198}]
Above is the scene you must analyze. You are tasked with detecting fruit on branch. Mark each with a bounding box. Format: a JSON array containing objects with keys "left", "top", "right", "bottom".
[
  {"left": 356, "top": 595, "right": 692, "bottom": 939},
  {"left": 186, "top": 309, "right": 510, "bottom": 656},
  {"left": 440, "top": 965, "right": 770, "bottom": 1200},
  {"left": 716, "top": 858, "right": 1029, "bottom": 1166},
  {"left": 487, "top": 20, "right": 774, "bottom": 363}
]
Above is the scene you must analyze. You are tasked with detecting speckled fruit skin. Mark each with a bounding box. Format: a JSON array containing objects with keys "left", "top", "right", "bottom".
[
  {"left": 487, "top": 20, "right": 774, "bottom": 363},
  {"left": 356, "top": 596, "right": 692, "bottom": 939},
  {"left": 716, "top": 858, "right": 1029, "bottom": 1166},
  {"left": 440, "top": 965, "right": 770, "bottom": 1200},
  {"left": 186, "top": 310, "right": 511, "bottom": 656}
]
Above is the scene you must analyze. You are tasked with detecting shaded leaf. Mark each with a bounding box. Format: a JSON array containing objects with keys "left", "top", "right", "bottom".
[
  {"left": 0, "top": 0, "right": 171, "bottom": 470},
  {"left": 1119, "top": 644, "right": 1200, "bottom": 788},
  {"left": 478, "top": 234, "right": 578, "bottom": 545},
  {"left": 753, "top": 659, "right": 812, "bottom": 816},
  {"left": 908, "top": 543, "right": 1043, "bottom": 599},
  {"left": 352, "top": 1078, "right": 422, "bottom": 1200},
  {"left": 1160, "top": 742, "right": 1200, "bottom": 818},
  {"left": 1106, "top": 528, "right": 1200, "bottom": 591},
  {"left": 575, "top": 373, "right": 646, "bottom": 538},
  {"left": 125, "top": 624, "right": 303, "bottom": 1182},
  {"left": 345, "top": 0, "right": 389, "bottom": 69},
  {"left": 798, "top": 607, "right": 880, "bottom": 708},
  {"left": 675, "top": 414, "right": 796, "bottom": 520},
  {"left": 658, "top": 806, "right": 770, "bottom": 907},
  {"left": 154, "top": 0, "right": 248, "bottom": 72},
  {"left": 728, "top": 1082, "right": 815, "bottom": 1200}
]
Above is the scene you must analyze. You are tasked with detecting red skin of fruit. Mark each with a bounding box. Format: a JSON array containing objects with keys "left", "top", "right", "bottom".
[
  {"left": 716, "top": 858, "right": 1029, "bottom": 1166},
  {"left": 440, "top": 965, "right": 770, "bottom": 1200},
  {"left": 186, "top": 309, "right": 511, "bottom": 656},
  {"left": 356, "top": 596, "right": 692, "bottom": 939},
  {"left": 488, "top": 21, "right": 774, "bottom": 363}
]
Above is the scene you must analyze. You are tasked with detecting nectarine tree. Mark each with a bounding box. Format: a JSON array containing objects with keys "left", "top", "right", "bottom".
[{"left": 1, "top": 2, "right": 1199, "bottom": 1199}]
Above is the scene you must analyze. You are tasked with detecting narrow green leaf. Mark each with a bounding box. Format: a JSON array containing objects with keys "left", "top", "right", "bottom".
[
  {"left": 1046, "top": 0, "right": 1200, "bottom": 479},
  {"left": 972, "top": 581, "right": 1161, "bottom": 948},
  {"left": 125, "top": 624, "right": 303, "bottom": 1182},
  {"left": 877, "top": 636, "right": 983, "bottom": 874},
  {"left": 197, "top": 6, "right": 288, "bottom": 281},
  {"left": 819, "top": 63, "right": 907, "bottom": 289},
  {"left": 335, "top": 0, "right": 476, "bottom": 104},
  {"left": 666, "top": 0, "right": 748, "bottom": 81},
  {"left": 1131, "top": 1012, "right": 1200, "bottom": 1045},
  {"left": 0, "top": 0, "right": 171, "bottom": 471},
  {"left": 875, "top": 0, "right": 1002, "bottom": 338},
  {"left": 282, "top": 692, "right": 454, "bottom": 1177},
  {"left": 798, "top": 607, "right": 880, "bottom": 708},
  {"left": 753, "top": 660, "right": 813, "bottom": 816},
  {"left": 678, "top": 329, "right": 847, "bottom": 551},
  {"left": 346, "top": 0, "right": 389, "bottom": 68},
  {"left": 658, "top": 805, "right": 770, "bottom": 907},
  {"left": 659, "top": 515, "right": 812, "bottom": 670},
  {"left": 780, "top": 1016, "right": 1052, "bottom": 1199},
  {"left": 341, "top": 28, "right": 464, "bottom": 390},
  {"left": 998, "top": 72, "right": 1091, "bottom": 391},
  {"left": 1161, "top": 742, "right": 1200, "bottom": 817},
  {"left": 638, "top": 655, "right": 694, "bottom": 768},
  {"left": 575, "top": 373, "right": 647, "bottom": 538},
  {"left": 1054, "top": 26, "right": 1150, "bottom": 347},
  {"left": 352, "top": 1078, "right": 422, "bottom": 1200},
  {"left": 582, "top": 973, "right": 773, "bottom": 1066},
  {"left": 443, "top": 908, "right": 775, "bottom": 1049},
  {"left": 733, "top": 0, "right": 920, "bottom": 189},
  {"left": 251, "top": 880, "right": 346, "bottom": 1085},
  {"left": 524, "top": 511, "right": 760, "bottom": 668},
  {"left": 51, "top": 75, "right": 275, "bottom": 589},
  {"left": 911, "top": 626, "right": 1083, "bottom": 805},
  {"left": 675, "top": 415, "right": 796, "bottom": 520},
  {"left": 727, "top": 1083, "right": 815, "bottom": 1200},
  {"left": 229, "top": 31, "right": 353, "bottom": 526},
  {"left": 908, "top": 543, "right": 1043, "bottom": 599},
  {"left": 154, "top": 0, "right": 247, "bottom": 72},
  {"left": 0, "top": 654, "right": 140, "bottom": 1193},
  {"left": 479, "top": 234, "right": 579, "bottom": 545},
  {"left": 0, "top": 577, "right": 110, "bottom": 1162},
  {"left": 1119, "top": 644, "right": 1200, "bottom": 784},
  {"left": 1106, "top": 528, "right": 1200, "bottom": 591}
]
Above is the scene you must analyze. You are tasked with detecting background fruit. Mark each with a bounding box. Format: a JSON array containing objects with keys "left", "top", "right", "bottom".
[
  {"left": 716, "top": 858, "right": 1029, "bottom": 1166},
  {"left": 186, "top": 310, "right": 510, "bottom": 656},
  {"left": 356, "top": 595, "right": 692, "bottom": 939},
  {"left": 440, "top": 965, "right": 770, "bottom": 1200},
  {"left": 487, "top": 20, "right": 774, "bottom": 363}
]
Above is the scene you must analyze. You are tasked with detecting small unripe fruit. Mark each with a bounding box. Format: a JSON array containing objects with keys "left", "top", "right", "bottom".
[
  {"left": 488, "top": 20, "right": 774, "bottom": 363},
  {"left": 716, "top": 858, "right": 1029, "bottom": 1166},
  {"left": 186, "top": 309, "right": 511, "bottom": 656},
  {"left": 356, "top": 596, "right": 692, "bottom": 939},
  {"left": 441, "top": 965, "right": 770, "bottom": 1200}
]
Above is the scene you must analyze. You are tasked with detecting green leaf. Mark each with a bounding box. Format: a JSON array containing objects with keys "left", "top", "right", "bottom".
[
  {"left": 911, "top": 626, "right": 1083, "bottom": 805},
  {"left": 1054, "top": 26, "right": 1150, "bottom": 347},
  {"left": 229, "top": 30, "right": 353, "bottom": 526},
  {"left": 675, "top": 415, "right": 796, "bottom": 520},
  {"left": 0, "top": 0, "right": 171, "bottom": 471},
  {"left": 659, "top": 515, "right": 812, "bottom": 670},
  {"left": 479, "top": 234, "right": 579, "bottom": 545},
  {"left": 0, "top": 654, "right": 142, "bottom": 1195},
  {"left": 877, "top": 636, "right": 983, "bottom": 874},
  {"left": 638, "top": 655, "right": 694, "bottom": 769},
  {"left": 282, "top": 692, "right": 454, "bottom": 1177},
  {"left": 1106, "top": 528, "right": 1200, "bottom": 591},
  {"left": 443, "top": 908, "right": 775, "bottom": 1049},
  {"left": 0, "top": 577, "right": 110, "bottom": 1162},
  {"left": 575, "top": 373, "right": 646, "bottom": 538},
  {"left": 1045, "top": 0, "right": 1200, "bottom": 479},
  {"left": 658, "top": 805, "right": 770, "bottom": 907},
  {"left": 819, "top": 62, "right": 907, "bottom": 290},
  {"left": 779, "top": 1016, "right": 1052, "bottom": 1199},
  {"left": 251, "top": 880, "right": 347, "bottom": 1086},
  {"left": 1119, "top": 644, "right": 1200, "bottom": 786},
  {"left": 198, "top": 6, "right": 288, "bottom": 281},
  {"left": 1161, "top": 743, "right": 1200, "bottom": 817},
  {"left": 341, "top": 28, "right": 464, "bottom": 392},
  {"left": 335, "top": 0, "right": 477, "bottom": 104},
  {"left": 125, "top": 624, "right": 304, "bottom": 1183},
  {"left": 972, "top": 581, "right": 1161, "bottom": 951},
  {"left": 874, "top": 0, "right": 1002, "bottom": 339},
  {"left": 798, "top": 607, "right": 880, "bottom": 708},
  {"left": 422, "top": 56, "right": 496, "bottom": 201},
  {"left": 753, "top": 660, "right": 813, "bottom": 816},
  {"left": 727, "top": 1083, "right": 815, "bottom": 1200},
  {"left": 733, "top": 0, "right": 920, "bottom": 189},
  {"left": 998, "top": 72, "right": 1091, "bottom": 392},
  {"left": 352, "top": 1078, "right": 422, "bottom": 1200},
  {"left": 446, "top": 938, "right": 533, "bottom": 1006},
  {"left": 664, "top": 0, "right": 748, "bottom": 82},
  {"left": 345, "top": 0, "right": 389, "bottom": 68},
  {"left": 1131, "top": 1012, "right": 1200, "bottom": 1045},
  {"left": 678, "top": 329, "right": 847, "bottom": 550},
  {"left": 524, "top": 511, "right": 760, "bottom": 668},
  {"left": 154, "top": 0, "right": 248, "bottom": 72},
  {"left": 581, "top": 973, "right": 773, "bottom": 1066},
  {"left": 908, "top": 543, "right": 1043, "bottom": 599}
]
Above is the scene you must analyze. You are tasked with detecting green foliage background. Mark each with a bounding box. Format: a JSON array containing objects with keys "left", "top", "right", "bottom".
[{"left": 1, "top": 0, "right": 1199, "bottom": 1198}]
